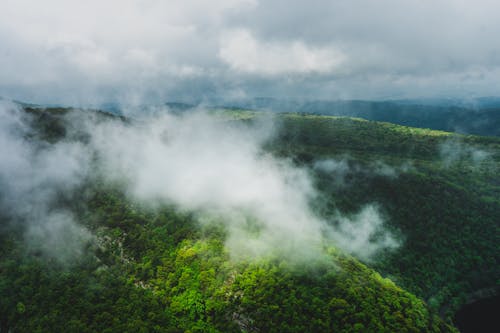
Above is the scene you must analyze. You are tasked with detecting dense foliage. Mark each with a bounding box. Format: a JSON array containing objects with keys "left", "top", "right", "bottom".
[
  {"left": 0, "top": 188, "right": 454, "bottom": 332},
  {"left": 3, "top": 107, "right": 498, "bottom": 332},
  {"left": 221, "top": 98, "right": 500, "bottom": 136},
  {"left": 271, "top": 114, "right": 499, "bottom": 318}
]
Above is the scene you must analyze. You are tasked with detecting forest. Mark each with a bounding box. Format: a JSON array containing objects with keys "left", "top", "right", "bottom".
[{"left": 0, "top": 104, "right": 498, "bottom": 332}]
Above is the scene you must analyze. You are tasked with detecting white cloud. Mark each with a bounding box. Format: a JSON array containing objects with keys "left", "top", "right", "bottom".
[
  {"left": 1, "top": 0, "right": 500, "bottom": 102},
  {"left": 219, "top": 29, "right": 344, "bottom": 75},
  {"left": 327, "top": 205, "right": 399, "bottom": 262},
  {"left": 0, "top": 101, "right": 399, "bottom": 263},
  {"left": 0, "top": 101, "right": 92, "bottom": 263},
  {"left": 87, "top": 110, "right": 398, "bottom": 261},
  {"left": 439, "top": 138, "right": 492, "bottom": 167}
]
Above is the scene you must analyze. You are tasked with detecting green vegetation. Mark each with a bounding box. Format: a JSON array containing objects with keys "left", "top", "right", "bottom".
[
  {"left": 0, "top": 188, "right": 454, "bottom": 332},
  {"left": 238, "top": 98, "right": 500, "bottom": 136},
  {"left": 270, "top": 113, "right": 499, "bottom": 318},
  {"left": 2, "top": 107, "right": 498, "bottom": 332}
]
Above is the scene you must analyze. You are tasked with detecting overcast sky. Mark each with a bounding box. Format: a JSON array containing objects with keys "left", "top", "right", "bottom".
[{"left": 1, "top": 0, "right": 499, "bottom": 105}]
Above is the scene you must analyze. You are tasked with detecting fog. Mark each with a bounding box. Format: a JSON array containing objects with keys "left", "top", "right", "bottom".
[
  {"left": 89, "top": 110, "right": 399, "bottom": 261},
  {"left": 438, "top": 137, "right": 492, "bottom": 168},
  {"left": 314, "top": 157, "right": 413, "bottom": 187},
  {"left": 0, "top": 101, "right": 92, "bottom": 263},
  {"left": 0, "top": 102, "right": 399, "bottom": 263}
]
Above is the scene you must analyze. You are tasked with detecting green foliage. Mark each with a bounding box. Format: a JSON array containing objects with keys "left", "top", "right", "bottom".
[
  {"left": 0, "top": 186, "right": 457, "bottom": 332},
  {"left": 267, "top": 113, "right": 499, "bottom": 318},
  {"left": 4, "top": 108, "right": 497, "bottom": 332}
]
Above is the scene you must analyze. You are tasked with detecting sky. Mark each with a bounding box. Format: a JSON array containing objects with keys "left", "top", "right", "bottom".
[{"left": 1, "top": 0, "right": 500, "bottom": 105}]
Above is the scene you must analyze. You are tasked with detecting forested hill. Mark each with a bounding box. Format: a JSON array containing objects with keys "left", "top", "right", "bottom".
[
  {"left": 269, "top": 113, "right": 499, "bottom": 314},
  {"left": 1, "top": 105, "right": 498, "bottom": 332},
  {"left": 27, "top": 97, "right": 500, "bottom": 137},
  {"left": 215, "top": 98, "right": 500, "bottom": 137}
]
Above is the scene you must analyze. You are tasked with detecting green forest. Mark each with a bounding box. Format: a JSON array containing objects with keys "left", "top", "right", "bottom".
[{"left": 1, "top": 106, "right": 498, "bottom": 332}]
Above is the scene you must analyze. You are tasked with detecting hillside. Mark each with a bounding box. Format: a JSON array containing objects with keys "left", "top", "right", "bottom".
[
  {"left": 269, "top": 114, "right": 499, "bottom": 315},
  {"left": 1, "top": 105, "right": 498, "bottom": 332},
  {"left": 216, "top": 98, "right": 500, "bottom": 137}
]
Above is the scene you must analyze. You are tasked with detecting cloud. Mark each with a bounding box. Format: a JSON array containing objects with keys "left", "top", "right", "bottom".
[
  {"left": 438, "top": 137, "right": 492, "bottom": 167},
  {"left": 314, "top": 157, "right": 413, "bottom": 187},
  {"left": 327, "top": 205, "right": 399, "bottom": 262},
  {"left": 90, "top": 112, "right": 324, "bottom": 259},
  {"left": 219, "top": 29, "right": 344, "bottom": 75},
  {"left": 0, "top": 101, "right": 92, "bottom": 263},
  {"left": 1, "top": 0, "right": 500, "bottom": 103},
  {"left": 86, "top": 110, "right": 399, "bottom": 262},
  {"left": 24, "top": 211, "right": 92, "bottom": 263},
  {"left": 0, "top": 103, "right": 400, "bottom": 263}
]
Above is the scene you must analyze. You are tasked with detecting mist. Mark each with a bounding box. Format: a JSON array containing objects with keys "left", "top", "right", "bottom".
[
  {"left": 438, "top": 137, "right": 492, "bottom": 168},
  {"left": 0, "top": 101, "right": 92, "bottom": 263},
  {"left": 314, "top": 156, "right": 413, "bottom": 187},
  {"left": 89, "top": 110, "right": 400, "bottom": 261},
  {"left": 0, "top": 102, "right": 399, "bottom": 263}
]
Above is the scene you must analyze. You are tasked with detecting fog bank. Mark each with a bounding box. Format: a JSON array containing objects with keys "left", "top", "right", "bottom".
[{"left": 0, "top": 103, "right": 399, "bottom": 263}]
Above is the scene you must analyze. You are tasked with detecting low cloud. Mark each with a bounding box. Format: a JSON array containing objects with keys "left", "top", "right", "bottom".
[
  {"left": 87, "top": 110, "right": 398, "bottom": 262},
  {"left": 327, "top": 205, "right": 399, "bottom": 262},
  {"left": 438, "top": 137, "right": 491, "bottom": 167},
  {"left": 24, "top": 211, "right": 92, "bottom": 263},
  {"left": 314, "top": 157, "right": 413, "bottom": 187},
  {"left": 0, "top": 101, "right": 92, "bottom": 263},
  {"left": 0, "top": 103, "right": 399, "bottom": 264}
]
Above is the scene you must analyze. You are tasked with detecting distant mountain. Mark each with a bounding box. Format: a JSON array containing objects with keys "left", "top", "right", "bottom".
[
  {"left": 218, "top": 97, "right": 500, "bottom": 137},
  {"left": 393, "top": 96, "right": 500, "bottom": 109},
  {"left": 7, "top": 96, "right": 500, "bottom": 136}
]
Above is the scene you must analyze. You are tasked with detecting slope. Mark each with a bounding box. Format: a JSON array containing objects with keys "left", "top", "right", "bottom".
[{"left": 2, "top": 105, "right": 494, "bottom": 332}]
